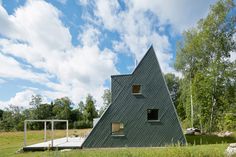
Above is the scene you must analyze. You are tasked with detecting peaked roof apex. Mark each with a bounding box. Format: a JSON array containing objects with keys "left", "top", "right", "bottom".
[
  {"left": 132, "top": 45, "right": 157, "bottom": 73},
  {"left": 111, "top": 45, "right": 157, "bottom": 78}
]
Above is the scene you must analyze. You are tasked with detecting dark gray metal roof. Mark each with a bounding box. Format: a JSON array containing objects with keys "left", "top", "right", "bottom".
[{"left": 82, "top": 46, "right": 186, "bottom": 148}]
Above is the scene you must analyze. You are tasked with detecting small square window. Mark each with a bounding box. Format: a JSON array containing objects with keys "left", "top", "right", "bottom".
[
  {"left": 147, "top": 109, "right": 159, "bottom": 121},
  {"left": 112, "top": 122, "right": 124, "bottom": 135},
  {"left": 132, "top": 85, "right": 141, "bottom": 94}
]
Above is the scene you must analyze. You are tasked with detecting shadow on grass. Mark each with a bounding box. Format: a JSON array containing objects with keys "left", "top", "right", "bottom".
[{"left": 186, "top": 134, "right": 236, "bottom": 145}]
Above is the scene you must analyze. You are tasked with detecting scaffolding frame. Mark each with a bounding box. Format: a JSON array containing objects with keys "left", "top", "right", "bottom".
[{"left": 24, "top": 120, "right": 68, "bottom": 147}]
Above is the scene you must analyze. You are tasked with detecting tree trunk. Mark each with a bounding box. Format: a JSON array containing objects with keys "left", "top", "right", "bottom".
[
  {"left": 190, "top": 78, "right": 194, "bottom": 128},
  {"left": 209, "top": 96, "right": 216, "bottom": 133},
  {"left": 209, "top": 76, "right": 218, "bottom": 133}
]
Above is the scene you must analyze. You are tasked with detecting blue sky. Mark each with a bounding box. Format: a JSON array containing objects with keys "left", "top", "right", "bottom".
[{"left": 0, "top": 0, "right": 218, "bottom": 109}]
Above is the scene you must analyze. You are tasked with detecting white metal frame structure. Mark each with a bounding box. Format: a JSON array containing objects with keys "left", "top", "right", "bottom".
[{"left": 24, "top": 120, "right": 68, "bottom": 147}]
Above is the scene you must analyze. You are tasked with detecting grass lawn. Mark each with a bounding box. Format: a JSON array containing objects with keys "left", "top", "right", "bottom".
[
  {"left": 186, "top": 133, "right": 236, "bottom": 145},
  {"left": 0, "top": 129, "right": 235, "bottom": 157},
  {"left": 0, "top": 129, "right": 90, "bottom": 157}
]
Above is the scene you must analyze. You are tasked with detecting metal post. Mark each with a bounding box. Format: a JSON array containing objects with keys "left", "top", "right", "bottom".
[
  {"left": 24, "top": 121, "right": 27, "bottom": 146},
  {"left": 66, "top": 120, "right": 68, "bottom": 142},
  {"left": 51, "top": 120, "right": 54, "bottom": 147},
  {"left": 44, "top": 121, "right": 47, "bottom": 142}
]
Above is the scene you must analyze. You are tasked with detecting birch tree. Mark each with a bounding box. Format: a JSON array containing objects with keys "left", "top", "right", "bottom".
[{"left": 176, "top": 0, "right": 236, "bottom": 132}]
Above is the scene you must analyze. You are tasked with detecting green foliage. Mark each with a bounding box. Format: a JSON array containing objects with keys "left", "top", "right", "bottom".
[
  {"left": 0, "top": 106, "right": 25, "bottom": 131},
  {"left": 78, "top": 101, "right": 85, "bottom": 113},
  {"left": 0, "top": 109, "right": 3, "bottom": 120},
  {"left": 0, "top": 92, "right": 102, "bottom": 131},
  {"left": 164, "top": 74, "right": 179, "bottom": 105},
  {"left": 164, "top": 73, "right": 188, "bottom": 121},
  {"left": 219, "top": 113, "right": 236, "bottom": 131},
  {"left": 1, "top": 130, "right": 235, "bottom": 157},
  {"left": 32, "top": 103, "right": 54, "bottom": 120},
  {"left": 177, "top": 79, "right": 190, "bottom": 122},
  {"left": 29, "top": 95, "right": 42, "bottom": 107},
  {"left": 71, "top": 109, "right": 83, "bottom": 123},
  {"left": 73, "top": 120, "right": 92, "bottom": 129},
  {"left": 53, "top": 97, "right": 73, "bottom": 120},
  {"left": 175, "top": 0, "right": 236, "bottom": 132},
  {"left": 186, "top": 134, "right": 236, "bottom": 145},
  {"left": 99, "top": 89, "right": 111, "bottom": 116},
  {"left": 79, "top": 94, "right": 98, "bottom": 128},
  {"left": 84, "top": 94, "right": 98, "bottom": 122}
]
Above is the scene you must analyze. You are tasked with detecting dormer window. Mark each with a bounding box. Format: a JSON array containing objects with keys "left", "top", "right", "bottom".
[{"left": 132, "top": 85, "right": 141, "bottom": 95}]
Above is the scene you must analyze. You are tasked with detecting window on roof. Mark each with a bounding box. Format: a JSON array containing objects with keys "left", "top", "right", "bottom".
[
  {"left": 112, "top": 122, "right": 124, "bottom": 135},
  {"left": 147, "top": 109, "right": 159, "bottom": 121},
  {"left": 132, "top": 85, "right": 141, "bottom": 94}
]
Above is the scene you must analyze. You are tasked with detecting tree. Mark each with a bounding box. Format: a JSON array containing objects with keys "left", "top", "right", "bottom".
[
  {"left": 32, "top": 103, "right": 54, "bottom": 120},
  {"left": 53, "top": 97, "right": 72, "bottom": 120},
  {"left": 78, "top": 101, "right": 85, "bottom": 113},
  {"left": 164, "top": 73, "right": 180, "bottom": 106},
  {"left": 175, "top": 0, "right": 236, "bottom": 132},
  {"left": 52, "top": 97, "right": 73, "bottom": 129},
  {"left": 164, "top": 73, "right": 186, "bottom": 121},
  {"left": 99, "top": 89, "right": 111, "bottom": 116},
  {"left": 71, "top": 109, "right": 83, "bottom": 124},
  {"left": 0, "top": 105, "right": 25, "bottom": 131},
  {"left": 29, "top": 95, "right": 42, "bottom": 108},
  {"left": 83, "top": 94, "right": 98, "bottom": 127},
  {"left": 0, "top": 109, "right": 3, "bottom": 120}
]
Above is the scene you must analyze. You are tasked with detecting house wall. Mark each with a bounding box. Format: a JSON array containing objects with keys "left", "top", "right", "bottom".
[{"left": 82, "top": 47, "right": 186, "bottom": 148}]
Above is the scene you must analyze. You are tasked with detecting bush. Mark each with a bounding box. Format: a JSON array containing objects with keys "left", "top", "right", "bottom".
[
  {"left": 73, "top": 120, "right": 92, "bottom": 129},
  {"left": 223, "top": 113, "right": 236, "bottom": 131}
]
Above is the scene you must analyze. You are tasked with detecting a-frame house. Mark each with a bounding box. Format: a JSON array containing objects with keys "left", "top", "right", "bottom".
[{"left": 82, "top": 46, "right": 186, "bottom": 148}]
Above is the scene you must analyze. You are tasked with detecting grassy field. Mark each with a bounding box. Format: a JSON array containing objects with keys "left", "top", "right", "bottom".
[{"left": 0, "top": 129, "right": 235, "bottom": 157}]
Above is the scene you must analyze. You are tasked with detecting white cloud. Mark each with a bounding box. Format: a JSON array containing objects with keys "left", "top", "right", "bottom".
[
  {"left": 0, "top": 1, "right": 72, "bottom": 51},
  {"left": 0, "top": 89, "right": 50, "bottom": 109},
  {"left": 0, "top": 1, "right": 118, "bottom": 108},
  {"left": 0, "top": 89, "right": 37, "bottom": 109},
  {"left": 0, "top": 53, "right": 50, "bottom": 83},
  {"left": 91, "top": 0, "right": 215, "bottom": 75},
  {"left": 78, "top": 25, "right": 101, "bottom": 47},
  {"left": 92, "top": 0, "right": 172, "bottom": 73},
  {"left": 129, "top": 0, "right": 216, "bottom": 32},
  {"left": 0, "top": 0, "right": 217, "bottom": 109},
  {"left": 92, "top": 0, "right": 215, "bottom": 32}
]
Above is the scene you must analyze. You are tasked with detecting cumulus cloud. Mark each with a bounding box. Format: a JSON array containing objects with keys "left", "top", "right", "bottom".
[
  {"left": 89, "top": 0, "right": 215, "bottom": 75},
  {"left": 0, "top": 0, "right": 217, "bottom": 109},
  {"left": 0, "top": 53, "right": 50, "bottom": 83},
  {"left": 0, "top": 89, "right": 50, "bottom": 109},
  {"left": 0, "top": 1, "right": 118, "bottom": 108},
  {"left": 90, "top": 0, "right": 171, "bottom": 73},
  {"left": 129, "top": 0, "right": 216, "bottom": 32},
  {"left": 0, "top": 89, "right": 35, "bottom": 109}
]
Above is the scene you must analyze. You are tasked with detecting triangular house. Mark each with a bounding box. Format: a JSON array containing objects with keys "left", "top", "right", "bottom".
[{"left": 82, "top": 46, "right": 186, "bottom": 148}]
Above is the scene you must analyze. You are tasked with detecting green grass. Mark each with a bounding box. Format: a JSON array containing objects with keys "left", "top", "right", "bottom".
[
  {"left": 0, "top": 130, "right": 235, "bottom": 157},
  {"left": 186, "top": 132, "right": 236, "bottom": 145},
  {"left": 0, "top": 129, "right": 90, "bottom": 157},
  {"left": 15, "top": 145, "right": 229, "bottom": 157}
]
